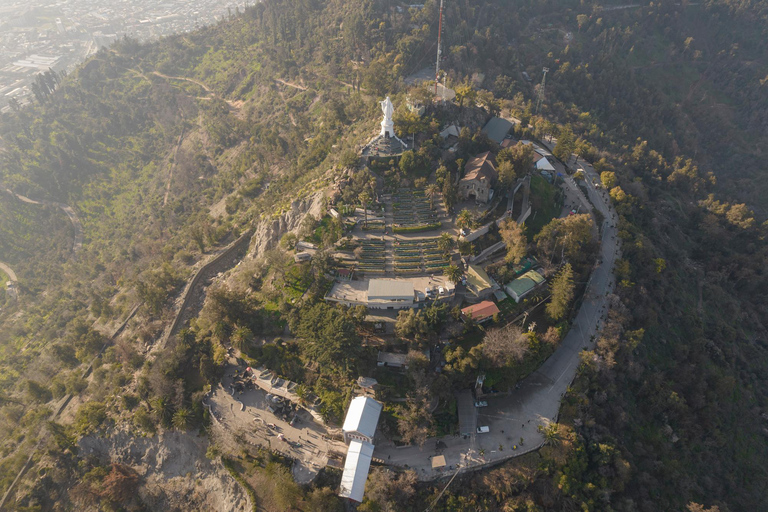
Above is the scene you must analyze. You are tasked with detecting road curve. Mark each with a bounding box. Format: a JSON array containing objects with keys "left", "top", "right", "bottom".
[
  {"left": 5, "top": 189, "right": 83, "bottom": 254},
  {"left": 0, "top": 262, "right": 17, "bottom": 282},
  {"left": 374, "top": 162, "right": 621, "bottom": 479}
]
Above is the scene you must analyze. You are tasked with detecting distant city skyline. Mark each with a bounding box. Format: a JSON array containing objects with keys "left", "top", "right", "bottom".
[{"left": 0, "top": 0, "right": 252, "bottom": 111}]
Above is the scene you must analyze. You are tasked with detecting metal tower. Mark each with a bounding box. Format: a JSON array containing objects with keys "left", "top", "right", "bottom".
[
  {"left": 434, "top": 0, "right": 444, "bottom": 96},
  {"left": 534, "top": 67, "right": 549, "bottom": 115}
]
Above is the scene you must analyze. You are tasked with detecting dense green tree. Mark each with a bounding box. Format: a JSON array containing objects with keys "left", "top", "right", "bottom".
[
  {"left": 553, "top": 124, "right": 575, "bottom": 162},
  {"left": 546, "top": 263, "right": 574, "bottom": 321},
  {"left": 444, "top": 264, "right": 463, "bottom": 284},
  {"left": 289, "top": 303, "right": 362, "bottom": 375}
]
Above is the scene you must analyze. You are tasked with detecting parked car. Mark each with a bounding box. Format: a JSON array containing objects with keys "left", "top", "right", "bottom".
[
  {"left": 477, "top": 426, "right": 490, "bottom": 434},
  {"left": 474, "top": 401, "right": 488, "bottom": 408},
  {"left": 438, "top": 286, "right": 445, "bottom": 295}
]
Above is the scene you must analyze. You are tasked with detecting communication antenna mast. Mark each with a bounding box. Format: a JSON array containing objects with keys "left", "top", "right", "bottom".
[
  {"left": 534, "top": 67, "right": 549, "bottom": 115},
  {"left": 434, "top": 0, "right": 444, "bottom": 96}
]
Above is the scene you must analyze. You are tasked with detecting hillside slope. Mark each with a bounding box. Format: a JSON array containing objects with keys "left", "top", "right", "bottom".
[{"left": 0, "top": 0, "right": 766, "bottom": 511}]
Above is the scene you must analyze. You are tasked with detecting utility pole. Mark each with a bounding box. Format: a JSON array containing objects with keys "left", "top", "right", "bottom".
[
  {"left": 434, "top": 0, "right": 444, "bottom": 96},
  {"left": 534, "top": 67, "right": 549, "bottom": 115}
]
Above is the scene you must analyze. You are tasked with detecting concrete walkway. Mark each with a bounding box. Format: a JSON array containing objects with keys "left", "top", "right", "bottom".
[{"left": 374, "top": 159, "right": 621, "bottom": 480}]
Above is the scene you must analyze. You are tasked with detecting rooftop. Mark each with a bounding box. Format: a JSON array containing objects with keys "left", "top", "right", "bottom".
[
  {"left": 339, "top": 440, "right": 374, "bottom": 502},
  {"left": 377, "top": 352, "right": 408, "bottom": 366},
  {"left": 457, "top": 389, "right": 478, "bottom": 436},
  {"left": 466, "top": 264, "right": 494, "bottom": 297},
  {"left": 506, "top": 269, "right": 546, "bottom": 296},
  {"left": 461, "top": 300, "right": 500, "bottom": 321},
  {"left": 367, "top": 279, "right": 415, "bottom": 300},
  {"left": 482, "top": 117, "right": 514, "bottom": 144},
  {"left": 462, "top": 151, "right": 497, "bottom": 183},
  {"left": 342, "top": 396, "right": 383, "bottom": 439}
]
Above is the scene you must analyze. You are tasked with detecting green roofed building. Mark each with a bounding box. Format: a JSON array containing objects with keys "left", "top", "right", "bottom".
[{"left": 504, "top": 269, "right": 545, "bottom": 303}]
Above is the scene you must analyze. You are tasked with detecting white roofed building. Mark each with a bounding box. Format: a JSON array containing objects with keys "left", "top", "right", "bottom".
[
  {"left": 342, "top": 396, "right": 383, "bottom": 444},
  {"left": 339, "top": 440, "right": 374, "bottom": 503},
  {"left": 366, "top": 279, "right": 415, "bottom": 309}
]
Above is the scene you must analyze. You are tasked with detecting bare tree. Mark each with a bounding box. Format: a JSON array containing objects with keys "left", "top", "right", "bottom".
[{"left": 482, "top": 324, "right": 529, "bottom": 367}]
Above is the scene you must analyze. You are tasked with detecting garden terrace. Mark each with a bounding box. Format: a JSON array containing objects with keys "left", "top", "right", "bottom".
[
  {"left": 357, "top": 239, "right": 386, "bottom": 275},
  {"left": 393, "top": 237, "right": 449, "bottom": 275},
  {"left": 392, "top": 189, "right": 439, "bottom": 233}
]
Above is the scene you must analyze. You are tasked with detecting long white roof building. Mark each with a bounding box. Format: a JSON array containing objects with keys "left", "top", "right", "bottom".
[{"left": 339, "top": 440, "right": 375, "bottom": 503}]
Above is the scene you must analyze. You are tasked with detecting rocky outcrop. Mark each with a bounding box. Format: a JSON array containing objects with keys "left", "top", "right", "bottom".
[
  {"left": 248, "top": 191, "right": 326, "bottom": 259},
  {"left": 79, "top": 430, "right": 250, "bottom": 512}
]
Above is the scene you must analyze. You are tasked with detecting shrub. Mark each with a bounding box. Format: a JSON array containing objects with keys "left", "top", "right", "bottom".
[{"left": 75, "top": 402, "right": 107, "bottom": 434}]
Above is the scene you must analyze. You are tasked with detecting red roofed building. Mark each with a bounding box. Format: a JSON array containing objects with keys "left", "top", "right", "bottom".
[
  {"left": 461, "top": 300, "right": 500, "bottom": 323},
  {"left": 459, "top": 151, "right": 497, "bottom": 203}
]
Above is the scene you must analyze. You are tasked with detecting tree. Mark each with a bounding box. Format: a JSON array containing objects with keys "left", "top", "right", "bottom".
[
  {"left": 74, "top": 401, "right": 107, "bottom": 434},
  {"left": 600, "top": 171, "right": 616, "bottom": 189},
  {"left": 425, "top": 184, "right": 439, "bottom": 209},
  {"left": 363, "top": 468, "right": 417, "bottom": 511},
  {"left": 534, "top": 214, "right": 594, "bottom": 264},
  {"left": 280, "top": 232, "right": 298, "bottom": 250},
  {"left": 457, "top": 209, "right": 472, "bottom": 229},
  {"left": 359, "top": 191, "right": 371, "bottom": 228},
  {"left": 686, "top": 504, "right": 721, "bottom": 512},
  {"left": 100, "top": 464, "right": 140, "bottom": 504},
  {"left": 307, "top": 487, "right": 343, "bottom": 512},
  {"left": 444, "top": 264, "right": 462, "bottom": 284},
  {"left": 437, "top": 232, "right": 454, "bottom": 256},
  {"left": 577, "top": 14, "right": 589, "bottom": 31},
  {"left": 454, "top": 83, "right": 477, "bottom": 107},
  {"left": 538, "top": 423, "right": 562, "bottom": 445},
  {"left": 442, "top": 178, "right": 457, "bottom": 212},
  {"left": 395, "top": 309, "right": 429, "bottom": 340},
  {"left": 397, "top": 397, "right": 433, "bottom": 446},
  {"left": 190, "top": 224, "right": 206, "bottom": 252},
  {"left": 289, "top": 303, "right": 362, "bottom": 375},
  {"left": 399, "top": 150, "right": 417, "bottom": 174},
  {"left": 553, "top": 124, "right": 575, "bottom": 162},
  {"left": 340, "top": 150, "right": 359, "bottom": 170},
  {"left": 497, "top": 160, "right": 517, "bottom": 190},
  {"left": 497, "top": 142, "right": 534, "bottom": 185},
  {"left": 26, "top": 379, "right": 52, "bottom": 403},
  {"left": 546, "top": 263, "right": 574, "bottom": 321},
  {"left": 231, "top": 326, "right": 254, "bottom": 353},
  {"left": 499, "top": 219, "right": 527, "bottom": 264},
  {"left": 172, "top": 407, "right": 191, "bottom": 430},
  {"left": 482, "top": 325, "right": 529, "bottom": 367}
]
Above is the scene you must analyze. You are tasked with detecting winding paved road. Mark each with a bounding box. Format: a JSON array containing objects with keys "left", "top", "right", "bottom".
[
  {"left": 374, "top": 161, "right": 621, "bottom": 479},
  {"left": 5, "top": 189, "right": 83, "bottom": 254}
]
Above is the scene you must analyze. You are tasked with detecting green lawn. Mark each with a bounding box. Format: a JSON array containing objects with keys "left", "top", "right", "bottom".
[{"left": 525, "top": 174, "right": 562, "bottom": 240}]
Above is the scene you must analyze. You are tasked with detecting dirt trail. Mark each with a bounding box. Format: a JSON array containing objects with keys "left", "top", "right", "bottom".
[
  {"left": 274, "top": 78, "right": 307, "bottom": 91},
  {"left": 152, "top": 71, "right": 239, "bottom": 110},
  {"left": 163, "top": 127, "right": 186, "bottom": 206},
  {"left": 5, "top": 188, "right": 83, "bottom": 254},
  {"left": 0, "top": 262, "right": 17, "bottom": 282}
]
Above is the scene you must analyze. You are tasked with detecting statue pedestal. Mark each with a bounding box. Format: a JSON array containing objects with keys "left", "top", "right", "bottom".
[{"left": 381, "top": 119, "right": 394, "bottom": 138}]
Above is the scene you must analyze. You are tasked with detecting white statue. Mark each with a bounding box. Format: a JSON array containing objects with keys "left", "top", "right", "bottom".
[{"left": 380, "top": 96, "right": 395, "bottom": 138}]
